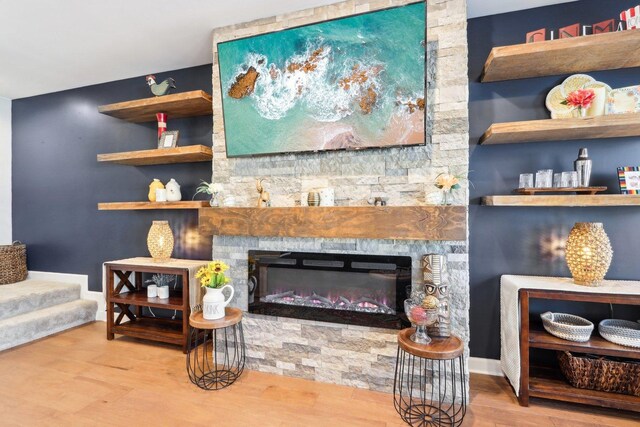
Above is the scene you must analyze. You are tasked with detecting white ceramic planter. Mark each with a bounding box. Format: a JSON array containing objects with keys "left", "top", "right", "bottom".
[
  {"left": 157, "top": 286, "right": 170, "bottom": 299},
  {"left": 202, "top": 285, "right": 235, "bottom": 320},
  {"left": 147, "top": 285, "right": 158, "bottom": 298}
]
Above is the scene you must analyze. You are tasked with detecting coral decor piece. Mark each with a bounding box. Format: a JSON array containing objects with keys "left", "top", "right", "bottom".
[
  {"left": 156, "top": 112, "right": 167, "bottom": 139},
  {"left": 562, "top": 89, "right": 596, "bottom": 117},
  {"left": 565, "top": 222, "right": 613, "bottom": 286}
]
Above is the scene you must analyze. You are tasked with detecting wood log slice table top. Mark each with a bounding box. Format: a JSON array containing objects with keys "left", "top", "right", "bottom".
[
  {"left": 397, "top": 328, "right": 463, "bottom": 360},
  {"left": 189, "top": 308, "right": 242, "bottom": 330}
]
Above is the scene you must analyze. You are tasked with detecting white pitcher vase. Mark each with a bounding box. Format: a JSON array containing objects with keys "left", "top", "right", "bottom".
[{"left": 202, "top": 285, "right": 234, "bottom": 320}]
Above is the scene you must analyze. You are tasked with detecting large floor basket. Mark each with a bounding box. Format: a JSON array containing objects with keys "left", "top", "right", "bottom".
[
  {"left": 0, "top": 242, "right": 27, "bottom": 285},
  {"left": 557, "top": 351, "right": 640, "bottom": 396}
]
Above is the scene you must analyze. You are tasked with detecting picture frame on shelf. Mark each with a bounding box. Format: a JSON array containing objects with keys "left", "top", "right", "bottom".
[
  {"left": 158, "top": 130, "right": 179, "bottom": 149},
  {"left": 617, "top": 166, "right": 640, "bottom": 194}
]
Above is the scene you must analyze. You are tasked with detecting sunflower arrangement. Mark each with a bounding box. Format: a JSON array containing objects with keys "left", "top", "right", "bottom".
[{"left": 196, "top": 260, "right": 231, "bottom": 288}]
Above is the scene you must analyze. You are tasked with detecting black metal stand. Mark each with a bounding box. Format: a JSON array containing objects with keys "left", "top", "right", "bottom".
[
  {"left": 393, "top": 334, "right": 467, "bottom": 426},
  {"left": 186, "top": 321, "right": 246, "bottom": 390}
]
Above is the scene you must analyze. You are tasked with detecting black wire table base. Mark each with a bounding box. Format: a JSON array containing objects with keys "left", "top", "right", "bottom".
[
  {"left": 393, "top": 346, "right": 467, "bottom": 427},
  {"left": 186, "top": 322, "right": 246, "bottom": 390}
]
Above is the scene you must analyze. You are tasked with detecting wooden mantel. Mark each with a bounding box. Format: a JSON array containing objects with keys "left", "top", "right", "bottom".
[{"left": 198, "top": 206, "right": 467, "bottom": 241}]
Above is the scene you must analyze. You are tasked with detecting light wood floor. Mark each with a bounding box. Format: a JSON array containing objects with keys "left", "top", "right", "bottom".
[{"left": 0, "top": 322, "right": 637, "bottom": 426}]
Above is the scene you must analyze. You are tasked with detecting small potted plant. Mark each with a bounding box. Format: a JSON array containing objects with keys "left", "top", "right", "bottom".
[
  {"left": 194, "top": 180, "right": 224, "bottom": 207},
  {"left": 196, "top": 261, "right": 235, "bottom": 320},
  {"left": 145, "top": 274, "right": 175, "bottom": 299},
  {"left": 434, "top": 173, "right": 464, "bottom": 205}
]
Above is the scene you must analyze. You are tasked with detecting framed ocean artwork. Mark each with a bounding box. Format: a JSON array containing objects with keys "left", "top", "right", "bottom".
[{"left": 217, "top": 2, "right": 426, "bottom": 157}]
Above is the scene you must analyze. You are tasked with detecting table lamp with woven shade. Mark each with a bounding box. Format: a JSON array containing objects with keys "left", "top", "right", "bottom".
[
  {"left": 147, "top": 220, "right": 174, "bottom": 262},
  {"left": 565, "top": 222, "right": 612, "bottom": 286}
]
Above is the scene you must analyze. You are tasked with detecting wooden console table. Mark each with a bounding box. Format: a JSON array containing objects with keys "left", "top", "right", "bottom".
[
  {"left": 104, "top": 258, "right": 207, "bottom": 352},
  {"left": 501, "top": 275, "right": 640, "bottom": 412}
]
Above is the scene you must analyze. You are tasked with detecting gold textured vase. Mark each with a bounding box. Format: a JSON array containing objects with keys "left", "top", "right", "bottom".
[
  {"left": 565, "top": 222, "right": 612, "bottom": 286},
  {"left": 147, "top": 221, "right": 174, "bottom": 262}
]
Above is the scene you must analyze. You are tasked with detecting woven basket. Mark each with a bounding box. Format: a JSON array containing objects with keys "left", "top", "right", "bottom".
[
  {"left": 599, "top": 319, "right": 640, "bottom": 348},
  {"left": 0, "top": 241, "right": 27, "bottom": 285},
  {"left": 558, "top": 351, "right": 640, "bottom": 396},
  {"left": 541, "top": 312, "right": 594, "bottom": 342}
]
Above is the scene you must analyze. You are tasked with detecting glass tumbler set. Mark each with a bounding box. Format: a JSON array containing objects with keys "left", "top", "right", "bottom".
[{"left": 519, "top": 170, "right": 578, "bottom": 189}]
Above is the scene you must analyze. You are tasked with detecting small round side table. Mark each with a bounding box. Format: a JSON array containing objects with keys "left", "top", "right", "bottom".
[
  {"left": 393, "top": 329, "right": 467, "bottom": 427},
  {"left": 186, "top": 307, "right": 246, "bottom": 390}
]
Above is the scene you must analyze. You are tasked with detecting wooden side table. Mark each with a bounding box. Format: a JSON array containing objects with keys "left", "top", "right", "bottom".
[
  {"left": 186, "top": 308, "right": 246, "bottom": 390},
  {"left": 393, "top": 329, "right": 467, "bottom": 427}
]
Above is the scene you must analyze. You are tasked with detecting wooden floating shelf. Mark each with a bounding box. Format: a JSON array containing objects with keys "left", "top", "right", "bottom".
[
  {"left": 483, "top": 194, "right": 640, "bottom": 207},
  {"left": 515, "top": 187, "right": 606, "bottom": 195},
  {"left": 98, "top": 90, "right": 213, "bottom": 122},
  {"left": 198, "top": 206, "right": 467, "bottom": 241},
  {"left": 97, "top": 145, "right": 212, "bottom": 166},
  {"left": 98, "top": 201, "right": 209, "bottom": 211},
  {"left": 480, "top": 114, "right": 640, "bottom": 145},
  {"left": 481, "top": 30, "right": 640, "bottom": 82}
]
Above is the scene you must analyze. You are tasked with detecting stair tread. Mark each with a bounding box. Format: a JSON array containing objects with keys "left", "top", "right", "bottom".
[
  {"left": 0, "top": 299, "right": 96, "bottom": 325},
  {"left": 0, "top": 280, "right": 81, "bottom": 321}
]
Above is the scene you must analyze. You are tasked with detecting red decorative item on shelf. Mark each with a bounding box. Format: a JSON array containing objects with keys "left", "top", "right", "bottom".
[
  {"left": 593, "top": 19, "right": 617, "bottom": 34},
  {"left": 156, "top": 112, "right": 167, "bottom": 139},
  {"left": 526, "top": 28, "right": 548, "bottom": 43},
  {"left": 621, "top": 6, "right": 640, "bottom": 30},
  {"left": 559, "top": 23, "right": 580, "bottom": 38}
]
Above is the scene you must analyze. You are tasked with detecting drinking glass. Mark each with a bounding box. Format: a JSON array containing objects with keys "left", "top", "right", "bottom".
[
  {"left": 536, "top": 169, "right": 553, "bottom": 188},
  {"left": 553, "top": 173, "right": 562, "bottom": 188},
  {"left": 519, "top": 173, "right": 534, "bottom": 189},
  {"left": 561, "top": 171, "right": 578, "bottom": 188}
]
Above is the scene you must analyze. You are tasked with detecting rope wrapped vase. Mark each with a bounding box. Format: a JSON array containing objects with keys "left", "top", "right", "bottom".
[
  {"left": 565, "top": 222, "right": 612, "bottom": 286},
  {"left": 0, "top": 241, "right": 27, "bottom": 285}
]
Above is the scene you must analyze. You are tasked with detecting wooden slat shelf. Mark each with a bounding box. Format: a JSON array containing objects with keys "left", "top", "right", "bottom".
[
  {"left": 529, "top": 371, "right": 640, "bottom": 413},
  {"left": 97, "top": 145, "right": 212, "bottom": 166},
  {"left": 99, "top": 201, "right": 209, "bottom": 211},
  {"left": 515, "top": 187, "right": 606, "bottom": 195},
  {"left": 199, "top": 206, "right": 467, "bottom": 241},
  {"left": 481, "top": 30, "right": 640, "bottom": 82},
  {"left": 480, "top": 114, "right": 640, "bottom": 145},
  {"left": 112, "top": 318, "right": 183, "bottom": 345},
  {"left": 483, "top": 195, "right": 640, "bottom": 207},
  {"left": 529, "top": 325, "right": 639, "bottom": 359},
  {"left": 110, "top": 290, "right": 184, "bottom": 310},
  {"left": 98, "top": 90, "right": 213, "bottom": 122}
]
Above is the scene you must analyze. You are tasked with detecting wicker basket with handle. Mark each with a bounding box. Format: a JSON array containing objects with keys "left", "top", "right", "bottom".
[
  {"left": 0, "top": 241, "right": 27, "bottom": 285},
  {"left": 557, "top": 351, "right": 640, "bottom": 396}
]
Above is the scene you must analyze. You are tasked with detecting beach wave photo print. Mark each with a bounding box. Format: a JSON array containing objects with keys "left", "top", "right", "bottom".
[{"left": 217, "top": 2, "right": 426, "bottom": 157}]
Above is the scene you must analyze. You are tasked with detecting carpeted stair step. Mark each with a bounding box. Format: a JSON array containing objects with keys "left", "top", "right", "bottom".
[
  {"left": 0, "top": 299, "right": 97, "bottom": 351},
  {"left": 0, "top": 280, "right": 81, "bottom": 321}
]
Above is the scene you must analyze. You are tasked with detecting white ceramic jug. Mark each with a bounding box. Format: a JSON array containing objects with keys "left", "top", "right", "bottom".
[
  {"left": 202, "top": 285, "right": 235, "bottom": 320},
  {"left": 165, "top": 178, "right": 182, "bottom": 202}
]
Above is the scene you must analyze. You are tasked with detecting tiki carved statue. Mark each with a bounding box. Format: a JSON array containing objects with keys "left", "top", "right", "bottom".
[{"left": 423, "top": 254, "right": 451, "bottom": 337}]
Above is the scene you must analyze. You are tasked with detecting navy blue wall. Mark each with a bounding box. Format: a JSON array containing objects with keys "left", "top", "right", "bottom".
[
  {"left": 12, "top": 65, "right": 213, "bottom": 292},
  {"left": 469, "top": 0, "right": 640, "bottom": 359}
]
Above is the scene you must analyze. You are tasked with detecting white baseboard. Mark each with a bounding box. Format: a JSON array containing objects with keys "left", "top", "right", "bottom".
[
  {"left": 28, "top": 271, "right": 106, "bottom": 321},
  {"left": 469, "top": 357, "right": 503, "bottom": 377}
]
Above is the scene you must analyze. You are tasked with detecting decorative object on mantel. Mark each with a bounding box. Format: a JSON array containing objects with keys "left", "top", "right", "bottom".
[
  {"left": 540, "top": 311, "right": 594, "bottom": 342},
  {"left": 599, "top": 319, "right": 640, "bottom": 348},
  {"left": 423, "top": 254, "right": 451, "bottom": 338},
  {"left": 557, "top": 351, "right": 640, "bottom": 397},
  {"left": 147, "top": 220, "right": 174, "bottom": 263},
  {"left": 195, "top": 180, "right": 223, "bottom": 207},
  {"left": 307, "top": 190, "right": 320, "bottom": 207},
  {"left": 145, "top": 274, "right": 175, "bottom": 300},
  {"left": 217, "top": 2, "right": 425, "bottom": 157},
  {"left": 318, "top": 187, "right": 335, "bottom": 207},
  {"left": 0, "top": 241, "right": 27, "bottom": 285},
  {"left": 367, "top": 196, "right": 387, "bottom": 207},
  {"left": 434, "top": 173, "right": 463, "bottom": 205},
  {"left": 146, "top": 75, "right": 176, "bottom": 97},
  {"left": 256, "top": 179, "right": 271, "bottom": 208},
  {"left": 158, "top": 130, "right": 179, "bottom": 149},
  {"left": 148, "top": 178, "right": 164, "bottom": 202},
  {"left": 196, "top": 261, "right": 234, "bottom": 320},
  {"left": 574, "top": 148, "right": 592, "bottom": 187},
  {"left": 165, "top": 178, "right": 182, "bottom": 202},
  {"left": 155, "top": 112, "right": 167, "bottom": 139},
  {"left": 565, "top": 222, "right": 612, "bottom": 286},
  {"left": 617, "top": 166, "right": 640, "bottom": 194},
  {"left": 403, "top": 297, "right": 438, "bottom": 344}
]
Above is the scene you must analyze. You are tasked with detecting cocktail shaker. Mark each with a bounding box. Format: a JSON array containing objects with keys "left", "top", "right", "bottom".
[{"left": 574, "top": 148, "right": 592, "bottom": 187}]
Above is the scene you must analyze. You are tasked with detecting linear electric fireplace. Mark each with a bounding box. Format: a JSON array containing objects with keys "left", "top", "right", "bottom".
[{"left": 248, "top": 251, "right": 411, "bottom": 329}]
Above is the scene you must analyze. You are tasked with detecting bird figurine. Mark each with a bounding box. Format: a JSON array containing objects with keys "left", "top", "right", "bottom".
[{"left": 145, "top": 75, "right": 176, "bottom": 96}]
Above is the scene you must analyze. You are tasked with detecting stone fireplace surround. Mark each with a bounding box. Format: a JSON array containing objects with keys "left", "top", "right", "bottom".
[{"left": 210, "top": 0, "right": 469, "bottom": 392}]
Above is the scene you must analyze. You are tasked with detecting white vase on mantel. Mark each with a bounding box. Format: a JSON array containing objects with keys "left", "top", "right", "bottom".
[{"left": 202, "top": 285, "right": 235, "bottom": 320}]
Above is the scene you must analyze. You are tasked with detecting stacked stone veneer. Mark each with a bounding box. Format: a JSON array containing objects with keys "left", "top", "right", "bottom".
[{"left": 210, "top": 0, "right": 469, "bottom": 393}]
